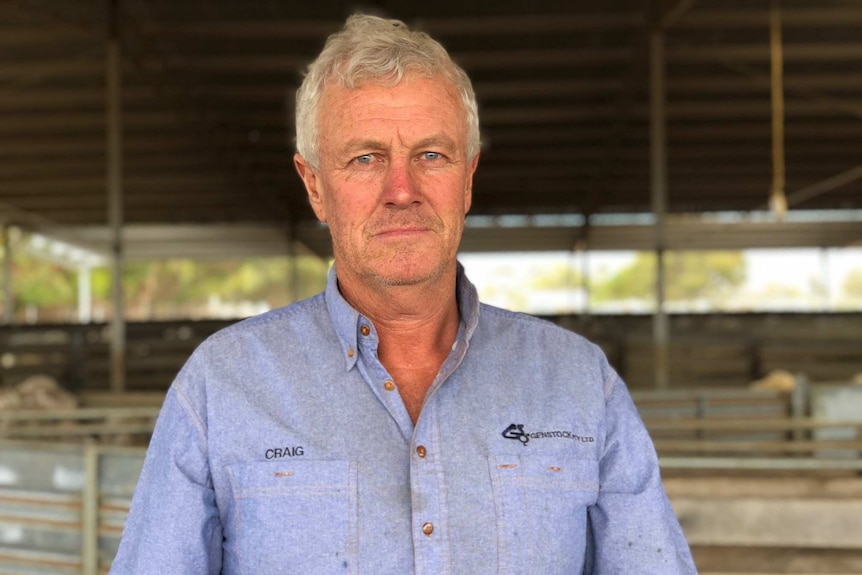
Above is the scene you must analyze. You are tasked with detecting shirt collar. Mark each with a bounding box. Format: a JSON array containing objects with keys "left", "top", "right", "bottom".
[{"left": 324, "top": 262, "right": 480, "bottom": 372}]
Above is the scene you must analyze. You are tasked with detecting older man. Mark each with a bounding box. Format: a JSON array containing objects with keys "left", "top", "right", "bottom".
[{"left": 110, "top": 14, "right": 697, "bottom": 575}]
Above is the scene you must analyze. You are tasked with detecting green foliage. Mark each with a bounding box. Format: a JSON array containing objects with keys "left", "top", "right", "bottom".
[
  {"left": 591, "top": 253, "right": 655, "bottom": 303},
  {"left": 2, "top": 245, "right": 329, "bottom": 321},
  {"left": 529, "top": 262, "right": 582, "bottom": 290},
  {"left": 12, "top": 252, "right": 77, "bottom": 307},
  {"left": 108, "top": 257, "right": 329, "bottom": 318},
  {"left": 591, "top": 251, "right": 746, "bottom": 303}
]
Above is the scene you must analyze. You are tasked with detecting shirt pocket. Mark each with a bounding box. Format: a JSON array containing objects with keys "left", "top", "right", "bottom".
[
  {"left": 225, "top": 459, "right": 358, "bottom": 575},
  {"left": 488, "top": 454, "right": 599, "bottom": 575}
]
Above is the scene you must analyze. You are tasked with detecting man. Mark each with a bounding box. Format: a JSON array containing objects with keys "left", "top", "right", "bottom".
[{"left": 110, "top": 14, "right": 697, "bottom": 575}]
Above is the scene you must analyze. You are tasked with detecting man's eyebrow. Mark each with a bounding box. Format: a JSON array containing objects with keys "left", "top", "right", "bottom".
[
  {"left": 413, "top": 135, "right": 457, "bottom": 151},
  {"left": 338, "top": 139, "right": 387, "bottom": 156},
  {"left": 337, "top": 135, "right": 459, "bottom": 157}
]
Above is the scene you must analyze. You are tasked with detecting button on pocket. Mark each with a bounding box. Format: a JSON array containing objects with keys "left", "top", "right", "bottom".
[
  {"left": 488, "top": 454, "right": 598, "bottom": 575},
  {"left": 226, "top": 460, "right": 358, "bottom": 575}
]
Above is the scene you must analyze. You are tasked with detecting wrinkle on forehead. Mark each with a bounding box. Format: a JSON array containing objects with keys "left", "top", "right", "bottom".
[
  {"left": 337, "top": 133, "right": 459, "bottom": 158},
  {"left": 317, "top": 75, "right": 468, "bottom": 160}
]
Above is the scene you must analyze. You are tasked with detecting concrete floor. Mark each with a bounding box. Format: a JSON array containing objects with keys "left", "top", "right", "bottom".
[{"left": 664, "top": 472, "right": 862, "bottom": 574}]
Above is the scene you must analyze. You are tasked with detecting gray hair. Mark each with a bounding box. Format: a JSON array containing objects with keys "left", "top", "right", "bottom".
[{"left": 295, "top": 14, "right": 480, "bottom": 168}]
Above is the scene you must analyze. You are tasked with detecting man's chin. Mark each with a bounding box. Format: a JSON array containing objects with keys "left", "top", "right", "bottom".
[
  {"left": 363, "top": 259, "right": 448, "bottom": 288},
  {"left": 369, "top": 270, "right": 437, "bottom": 288}
]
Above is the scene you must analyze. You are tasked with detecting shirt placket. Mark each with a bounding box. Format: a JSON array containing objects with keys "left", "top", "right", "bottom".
[
  {"left": 354, "top": 313, "right": 471, "bottom": 575},
  {"left": 410, "top": 398, "right": 449, "bottom": 575},
  {"left": 409, "top": 329, "right": 472, "bottom": 575},
  {"left": 354, "top": 318, "right": 415, "bottom": 441}
]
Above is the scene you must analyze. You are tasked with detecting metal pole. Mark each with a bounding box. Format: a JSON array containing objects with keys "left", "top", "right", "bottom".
[
  {"left": 650, "top": 16, "right": 670, "bottom": 389},
  {"left": 81, "top": 441, "right": 99, "bottom": 575},
  {"left": 790, "top": 373, "right": 809, "bottom": 443},
  {"left": 1, "top": 224, "right": 12, "bottom": 324},
  {"left": 574, "top": 237, "right": 590, "bottom": 314},
  {"left": 769, "top": 0, "right": 788, "bottom": 217},
  {"left": 581, "top": 249, "right": 590, "bottom": 314},
  {"left": 820, "top": 248, "right": 831, "bottom": 310},
  {"left": 107, "top": 0, "right": 125, "bottom": 391},
  {"left": 78, "top": 266, "right": 93, "bottom": 323}
]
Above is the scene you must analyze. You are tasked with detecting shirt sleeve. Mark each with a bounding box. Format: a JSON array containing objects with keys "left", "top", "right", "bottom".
[
  {"left": 108, "top": 362, "right": 223, "bottom": 574},
  {"left": 586, "top": 369, "right": 698, "bottom": 575}
]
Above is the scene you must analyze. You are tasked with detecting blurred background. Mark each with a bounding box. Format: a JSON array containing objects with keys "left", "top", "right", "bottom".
[{"left": 1, "top": 0, "right": 861, "bottom": 573}]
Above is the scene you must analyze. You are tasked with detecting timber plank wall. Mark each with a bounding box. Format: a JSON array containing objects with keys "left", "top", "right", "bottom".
[{"left": 0, "top": 313, "right": 860, "bottom": 393}]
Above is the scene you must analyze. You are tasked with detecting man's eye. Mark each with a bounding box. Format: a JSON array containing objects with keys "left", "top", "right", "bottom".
[
  {"left": 355, "top": 154, "right": 374, "bottom": 164},
  {"left": 421, "top": 152, "right": 442, "bottom": 161}
]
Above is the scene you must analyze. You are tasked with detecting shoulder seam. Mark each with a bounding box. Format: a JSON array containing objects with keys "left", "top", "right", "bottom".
[
  {"left": 172, "top": 382, "right": 209, "bottom": 449},
  {"left": 602, "top": 368, "right": 619, "bottom": 401}
]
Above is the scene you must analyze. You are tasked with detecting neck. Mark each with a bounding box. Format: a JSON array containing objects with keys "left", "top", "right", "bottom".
[
  {"left": 336, "top": 265, "right": 462, "bottom": 424},
  {"left": 337, "top": 264, "right": 461, "bottom": 348}
]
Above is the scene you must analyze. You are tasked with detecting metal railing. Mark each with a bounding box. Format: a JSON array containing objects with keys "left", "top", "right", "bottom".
[
  {"left": 0, "top": 439, "right": 146, "bottom": 575},
  {"left": 633, "top": 378, "right": 862, "bottom": 470},
  {"left": 1, "top": 380, "right": 861, "bottom": 573}
]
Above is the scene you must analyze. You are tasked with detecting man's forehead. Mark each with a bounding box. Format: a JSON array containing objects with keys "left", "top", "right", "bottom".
[
  {"left": 317, "top": 75, "right": 467, "bottom": 146},
  {"left": 320, "top": 72, "right": 460, "bottom": 106}
]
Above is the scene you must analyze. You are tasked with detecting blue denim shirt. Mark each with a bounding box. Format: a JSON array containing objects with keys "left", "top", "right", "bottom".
[{"left": 110, "top": 265, "right": 697, "bottom": 574}]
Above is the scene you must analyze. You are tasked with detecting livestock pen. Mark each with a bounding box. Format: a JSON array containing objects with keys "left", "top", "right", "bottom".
[{"left": 2, "top": 380, "right": 862, "bottom": 574}]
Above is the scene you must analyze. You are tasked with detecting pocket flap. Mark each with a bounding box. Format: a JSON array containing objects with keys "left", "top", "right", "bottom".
[
  {"left": 490, "top": 454, "right": 599, "bottom": 492},
  {"left": 227, "top": 459, "right": 351, "bottom": 498}
]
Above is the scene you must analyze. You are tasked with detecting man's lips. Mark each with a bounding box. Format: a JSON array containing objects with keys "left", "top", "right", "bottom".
[{"left": 373, "top": 226, "right": 430, "bottom": 238}]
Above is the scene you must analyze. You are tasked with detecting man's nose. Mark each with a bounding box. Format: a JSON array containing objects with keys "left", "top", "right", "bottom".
[{"left": 382, "top": 158, "right": 420, "bottom": 208}]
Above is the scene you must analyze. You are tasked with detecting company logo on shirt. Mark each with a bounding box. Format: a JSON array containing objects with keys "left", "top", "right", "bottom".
[
  {"left": 501, "top": 423, "right": 530, "bottom": 445},
  {"left": 502, "top": 423, "right": 595, "bottom": 447}
]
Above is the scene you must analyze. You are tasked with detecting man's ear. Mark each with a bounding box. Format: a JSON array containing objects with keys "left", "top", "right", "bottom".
[
  {"left": 464, "top": 151, "right": 480, "bottom": 214},
  {"left": 294, "top": 153, "right": 327, "bottom": 223}
]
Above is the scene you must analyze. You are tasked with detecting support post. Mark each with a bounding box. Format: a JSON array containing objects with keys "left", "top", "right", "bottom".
[
  {"left": 78, "top": 266, "right": 93, "bottom": 323},
  {"left": 769, "top": 0, "right": 787, "bottom": 217},
  {"left": 1, "top": 224, "right": 12, "bottom": 324},
  {"left": 790, "top": 373, "right": 809, "bottom": 443},
  {"left": 107, "top": 0, "right": 125, "bottom": 391},
  {"left": 581, "top": 249, "right": 590, "bottom": 314},
  {"left": 574, "top": 237, "right": 590, "bottom": 315},
  {"left": 819, "top": 248, "right": 831, "bottom": 311},
  {"left": 650, "top": 12, "right": 670, "bottom": 389},
  {"left": 81, "top": 441, "right": 99, "bottom": 575}
]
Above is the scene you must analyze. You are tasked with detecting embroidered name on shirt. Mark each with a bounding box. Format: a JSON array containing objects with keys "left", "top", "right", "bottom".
[
  {"left": 502, "top": 423, "right": 595, "bottom": 446},
  {"left": 265, "top": 446, "right": 304, "bottom": 459}
]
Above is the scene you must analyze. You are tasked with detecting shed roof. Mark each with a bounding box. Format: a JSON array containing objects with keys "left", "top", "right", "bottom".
[{"left": 2, "top": 0, "right": 861, "bottom": 257}]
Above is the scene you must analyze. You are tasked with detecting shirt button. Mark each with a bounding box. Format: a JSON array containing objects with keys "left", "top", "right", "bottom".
[
  {"left": 360, "top": 325, "right": 371, "bottom": 336},
  {"left": 421, "top": 522, "right": 434, "bottom": 536},
  {"left": 416, "top": 445, "right": 427, "bottom": 458},
  {"left": 347, "top": 347, "right": 354, "bottom": 358},
  {"left": 384, "top": 380, "right": 395, "bottom": 392}
]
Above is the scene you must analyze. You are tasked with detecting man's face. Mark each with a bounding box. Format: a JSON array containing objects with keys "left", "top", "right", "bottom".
[{"left": 295, "top": 74, "right": 478, "bottom": 289}]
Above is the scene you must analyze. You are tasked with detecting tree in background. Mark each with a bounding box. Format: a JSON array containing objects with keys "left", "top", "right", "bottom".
[
  {"left": 10, "top": 251, "right": 78, "bottom": 321},
  {"left": 91, "top": 256, "right": 329, "bottom": 320},
  {"left": 591, "top": 251, "right": 746, "bottom": 306},
  {"left": 529, "top": 261, "right": 582, "bottom": 290},
  {"left": 3, "top": 231, "right": 329, "bottom": 323}
]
